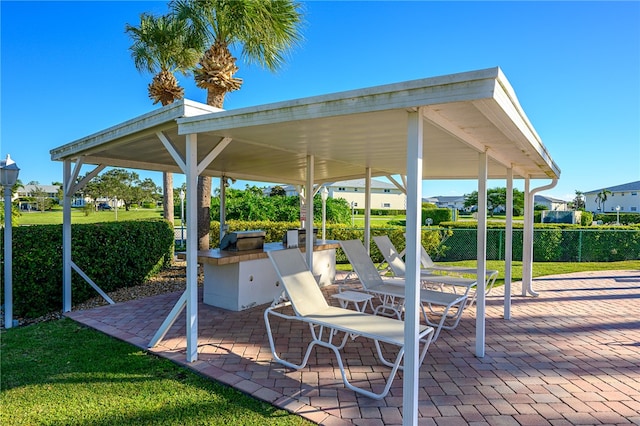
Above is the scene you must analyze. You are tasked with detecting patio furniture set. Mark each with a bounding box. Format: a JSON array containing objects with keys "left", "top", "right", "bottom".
[{"left": 264, "top": 236, "right": 498, "bottom": 399}]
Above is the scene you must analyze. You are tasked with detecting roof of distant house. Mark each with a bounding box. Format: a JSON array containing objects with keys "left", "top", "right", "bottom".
[
  {"left": 326, "top": 178, "right": 398, "bottom": 190},
  {"left": 585, "top": 180, "right": 640, "bottom": 194},
  {"left": 18, "top": 184, "right": 60, "bottom": 194},
  {"left": 535, "top": 194, "right": 567, "bottom": 203},
  {"left": 427, "top": 195, "right": 466, "bottom": 203}
]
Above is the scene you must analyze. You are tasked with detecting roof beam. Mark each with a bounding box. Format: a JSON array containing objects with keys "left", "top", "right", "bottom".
[
  {"left": 156, "top": 131, "right": 186, "bottom": 173},
  {"left": 421, "top": 106, "right": 528, "bottom": 177},
  {"left": 197, "top": 137, "right": 232, "bottom": 175}
]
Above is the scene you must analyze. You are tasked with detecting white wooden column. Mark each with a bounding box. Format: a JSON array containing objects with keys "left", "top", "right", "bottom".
[
  {"left": 185, "top": 133, "right": 199, "bottom": 362},
  {"left": 504, "top": 167, "right": 513, "bottom": 319},
  {"left": 402, "top": 109, "right": 423, "bottom": 425},
  {"left": 476, "top": 151, "right": 488, "bottom": 358},
  {"left": 305, "top": 155, "right": 314, "bottom": 269},
  {"left": 219, "top": 177, "right": 227, "bottom": 244},
  {"left": 62, "top": 160, "right": 72, "bottom": 312},
  {"left": 522, "top": 177, "right": 533, "bottom": 296},
  {"left": 364, "top": 168, "right": 372, "bottom": 255}
]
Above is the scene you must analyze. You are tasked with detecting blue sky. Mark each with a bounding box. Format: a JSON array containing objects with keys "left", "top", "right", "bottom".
[{"left": 2, "top": 1, "right": 639, "bottom": 201}]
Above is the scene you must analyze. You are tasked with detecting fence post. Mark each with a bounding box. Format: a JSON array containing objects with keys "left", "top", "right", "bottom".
[{"left": 578, "top": 229, "right": 582, "bottom": 262}]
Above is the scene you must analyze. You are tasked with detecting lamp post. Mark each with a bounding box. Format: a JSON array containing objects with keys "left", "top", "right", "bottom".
[
  {"left": 1, "top": 154, "right": 20, "bottom": 329},
  {"left": 320, "top": 186, "right": 328, "bottom": 241},
  {"left": 179, "top": 189, "right": 185, "bottom": 248},
  {"left": 616, "top": 205, "right": 620, "bottom": 225}
]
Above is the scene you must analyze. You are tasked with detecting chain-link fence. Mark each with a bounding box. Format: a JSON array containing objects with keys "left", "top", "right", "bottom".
[{"left": 434, "top": 228, "right": 640, "bottom": 262}]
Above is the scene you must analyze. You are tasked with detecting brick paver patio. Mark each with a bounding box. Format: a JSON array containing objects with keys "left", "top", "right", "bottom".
[{"left": 66, "top": 269, "right": 640, "bottom": 425}]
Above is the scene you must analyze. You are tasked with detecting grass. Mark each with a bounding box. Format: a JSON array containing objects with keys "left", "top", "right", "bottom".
[
  {"left": 15, "top": 207, "right": 166, "bottom": 226},
  {"left": 0, "top": 319, "right": 313, "bottom": 426},
  {"left": 337, "top": 259, "right": 640, "bottom": 286}
]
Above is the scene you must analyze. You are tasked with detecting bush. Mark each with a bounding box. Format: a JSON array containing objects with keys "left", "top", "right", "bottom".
[
  {"left": 209, "top": 220, "right": 447, "bottom": 265},
  {"left": 580, "top": 211, "right": 593, "bottom": 226},
  {"left": 1, "top": 220, "right": 174, "bottom": 319}
]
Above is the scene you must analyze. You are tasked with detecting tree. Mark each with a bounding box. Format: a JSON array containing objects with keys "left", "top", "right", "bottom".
[
  {"left": 52, "top": 181, "right": 64, "bottom": 204},
  {"left": 171, "top": 0, "right": 304, "bottom": 250},
  {"left": 573, "top": 190, "right": 585, "bottom": 210},
  {"left": 94, "top": 169, "right": 141, "bottom": 211},
  {"left": 464, "top": 187, "right": 525, "bottom": 217},
  {"left": 126, "top": 12, "right": 204, "bottom": 226},
  {"left": 596, "top": 188, "right": 611, "bottom": 213},
  {"left": 28, "top": 185, "right": 52, "bottom": 212}
]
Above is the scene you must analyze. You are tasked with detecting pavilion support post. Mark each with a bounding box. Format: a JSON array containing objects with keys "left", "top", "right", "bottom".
[
  {"left": 402, "top": 109, "right": 423, "bottom": 425},
  {"left": 522, "top": 178, "right": 533, "bottom": 297},
  {"left": 504, "top": 167, "right": 514, "bottom": 319},
  {"left": 220, "top": 177, "right": 227, "bottom": 244},
  {"left": 62, "top": 160, "right": 72, "bottom": 312},
  {"left": 62, "top": 160, "right": 107, "bottom": 312},
  {"left": 476, "top": 151, "right": 488, "bottom": 358},
  {"left": 185, "top": 133, "right": 199, "bottom": 362},
  {"left": 305, "top": 155, "right": 314, "bottom": 270},
  {"left": 364, "top": 168, "right": 372, "bottom": 255}
]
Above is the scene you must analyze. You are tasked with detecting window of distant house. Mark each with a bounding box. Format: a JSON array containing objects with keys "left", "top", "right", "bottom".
[
  {"left": 621, "top": 193, "right": 624, "bottom": 196},
  {"left": 354, "top": 188, "right": 358, "bottom": 191},
  {"left": 353, "top": 202, "right": 358, "bottom": 207},
  {"left": 338, "top": 187, "right": 345, "bottom": 191},
  {"left": 632, "top": 207, "right": 637, "bottom": 212},
  {"left": 632, "top": 192, "right": 638, "bottom": 196},
  {"left": 384, "top": 189, "right": 390, "bottom": 193},
  {"left": 383, "top": 203, "right": 391, "bottom": 208}
]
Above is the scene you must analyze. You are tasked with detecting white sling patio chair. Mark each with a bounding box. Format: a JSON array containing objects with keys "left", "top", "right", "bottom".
[
  {"left": 373, "top": 235, "right": 498, "bottom": 307},
  {"left": 264, "top": 248, "right": 434, "bottom": 400},
  {"left": 339, "top": 239, "right": 468, "bottom": 341}
]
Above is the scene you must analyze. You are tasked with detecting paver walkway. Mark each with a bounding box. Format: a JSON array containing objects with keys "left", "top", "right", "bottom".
[{"left": 66, "top": 269, "right": 640, "bottom": 425}]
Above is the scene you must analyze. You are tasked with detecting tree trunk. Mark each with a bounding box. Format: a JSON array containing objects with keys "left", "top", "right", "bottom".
[
  {"left": 163, "top": 172, "right": 174, "bottom": 225},
  {"left": 197, "top": 175, "right": 212, "bottom": 250}
]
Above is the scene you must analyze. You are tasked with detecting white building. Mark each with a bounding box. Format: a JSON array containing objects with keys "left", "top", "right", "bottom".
[
  {"left": 423, "top": 195, "right": 467, "bottom": 211},
  {"left": 271, "top": 178, "right": 406, "bottom": 211},
  {"left": 534, "top": 194, "right": 568, "bottom": 211},
  {"left": 584, "top": 180, "right": 640, "bottom": 214},
  {"left": 15, "top": 184, "right": 60, "bottom": 210}
]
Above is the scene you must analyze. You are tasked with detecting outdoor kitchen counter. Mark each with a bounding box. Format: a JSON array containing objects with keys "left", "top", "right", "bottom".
[
  {"left": 178, "top": 241, "right": 340, "bottom": 311},
  {"left": 187, "top": 240, "right": 341, "bottom": 266}
]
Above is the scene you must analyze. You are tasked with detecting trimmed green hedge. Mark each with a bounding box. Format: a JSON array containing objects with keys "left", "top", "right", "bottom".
[
  {"left": 209, "top": 220, "right": 446, "bottom": 264},
  {"left": 1, "top": 220, "right": 174, "bottom": 319},
  {"left": 435, "top": 221, "right": 640, "bottom": 262}
]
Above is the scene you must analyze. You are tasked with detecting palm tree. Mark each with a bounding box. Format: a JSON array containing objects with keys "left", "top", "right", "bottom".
[
  {"left": 596, "top": 188, "right": 612, "bottom": 213},
  {"left": 573, "top": 190, "right": 585, "bottom": 210},
  {"left": 126, "top": 12, "right": 204, "bottom": 225},
  {"left": 171, "top": 0, "right": 304, "bottom": 250}
]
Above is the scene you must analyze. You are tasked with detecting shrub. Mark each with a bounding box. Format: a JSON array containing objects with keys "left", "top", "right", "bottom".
[
  {"left": 580, "top": 211, "right": 593, "bottom": 226},
  {"left": 0, "top": 220, "right": 174, "bottom": 318}
]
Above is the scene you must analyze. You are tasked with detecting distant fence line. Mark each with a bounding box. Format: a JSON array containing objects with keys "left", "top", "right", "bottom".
[{"left": 435, "top": 228, "right": 640, "bottom": 263}]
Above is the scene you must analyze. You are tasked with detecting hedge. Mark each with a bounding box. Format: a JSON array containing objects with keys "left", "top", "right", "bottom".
[
  {"left": 209, "top": 220, "right": 445, "bottom": 265},
  {"left": 1, "top": 220, "right": 174, "bottom": 319},
  {"left": 212, "top": 219, "right": 640, "bottom": 263},
  {"left": 434, "top": 221, "right": 640, "bottom": 262}
]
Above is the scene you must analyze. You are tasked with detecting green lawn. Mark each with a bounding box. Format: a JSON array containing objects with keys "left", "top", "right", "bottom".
[
  {"left": 16, "top": 207, "right": 166, "bottom": 225},
  {"left": 0, "top": 319, "right": 312, "bottom": 426}
]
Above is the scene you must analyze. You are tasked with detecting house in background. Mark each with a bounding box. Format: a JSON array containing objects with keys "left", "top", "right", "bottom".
[
  {"left": 423, "top": 195, "right": 468, "bottom": 212},
  {"left": 15, "top": 184, "right": 60, "bottom": 210},
  {"left": 584, "top": 180, "right": 640, "bottom": 214},
  {"left": 534, "top": 194, "right": 568, "bottom": 211},
  {"left": 270, "top": 178, "right": 406, "bottom": 211}
]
